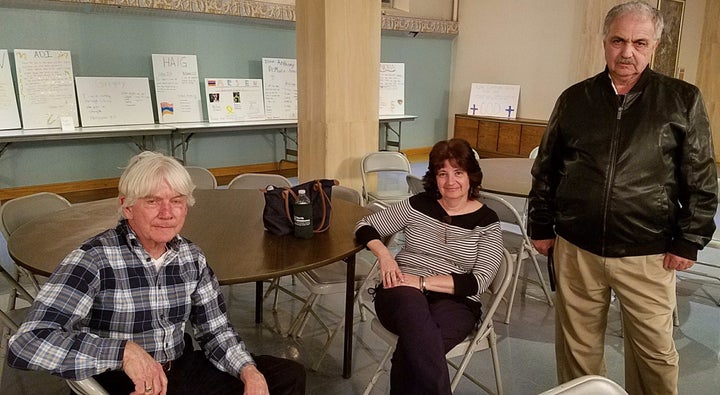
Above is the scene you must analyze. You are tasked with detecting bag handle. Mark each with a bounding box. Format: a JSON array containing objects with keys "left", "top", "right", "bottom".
[
  {"left": 312, "top": 180, "right": 331, "bottom": 233},
  {"left": 282, "top": 189, "right": 295, "bottom": 225}
]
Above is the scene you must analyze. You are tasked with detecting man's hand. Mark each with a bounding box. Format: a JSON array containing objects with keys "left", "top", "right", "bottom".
[
  {"left": 663, "top": 253, "right": 695, "bottom": 271},
  {"left": 122, "top": 341, "right": 167, "bottom": 395},
  {"left": 240, "top": 364, "right": 269, "bottom": 395},
  {"left": 531, "top": 239, "right": 555, "bottom": 256}
]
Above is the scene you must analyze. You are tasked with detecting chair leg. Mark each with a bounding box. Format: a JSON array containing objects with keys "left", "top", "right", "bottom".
[
  {"left": 504, "top": 255, "right": 523, "bottom": 324},
  {"left": 362, "top": 347, "right": 394, "bottom": 395},
  {"left": 527, "top": 249, "right": 554, "bottom": 307},
  {"left": 489, "top": 330, "right": 504, "bottom": 395}
]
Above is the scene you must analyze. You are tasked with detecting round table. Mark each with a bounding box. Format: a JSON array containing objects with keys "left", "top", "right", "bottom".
[
  {"left": 478, "top": 157, "right": 534, "bottom": 197},
  {"left": 8, "top": 188, "right": 368, "bottom": 378}
]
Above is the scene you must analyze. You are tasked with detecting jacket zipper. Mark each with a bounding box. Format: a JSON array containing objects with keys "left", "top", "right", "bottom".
[{"left": 601, "top": 95, "right": 625, "bottom": 255}]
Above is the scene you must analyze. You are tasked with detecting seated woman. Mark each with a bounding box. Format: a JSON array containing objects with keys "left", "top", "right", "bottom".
[{"left": 355, "top": 138, "right": 503, "bottom": 395}]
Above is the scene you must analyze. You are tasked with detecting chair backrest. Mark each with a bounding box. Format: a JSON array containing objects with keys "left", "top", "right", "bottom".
[
  {"left": 538, "top": 375, "right": 628, "bottom": 395},
  {"left": 0, "top": 192, "right": 71, "bottom": 240},
  {"left": 406, "top": 174, "right": 424, "bottom": 195},
  {"left": 184, "top": 166, "right": 217, "bottom": 189},
  {"left": 362, "top": 151, "right": 412, "bottom": 174},
  {"left": 361, "top": 151, "right": 412, "bottom": 203},
  {"left": 529, "top": 146, "right": 540, "bottom": 159},
  {"left": 332, "top": 185, "right": 362, "bottom": 205},
  {"left": 227, "top": 173, "right": 292, "bottom": 190},
  {"left": 478, "top": 192, "right": 529, "bottom": 238}
]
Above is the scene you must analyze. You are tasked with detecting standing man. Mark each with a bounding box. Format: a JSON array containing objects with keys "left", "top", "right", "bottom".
[
  {"left": 9, "top": 151, "right": 306, "bottom": 395},
  {"left": 527, "top": 2, "right": 717, "bottom": 395}
]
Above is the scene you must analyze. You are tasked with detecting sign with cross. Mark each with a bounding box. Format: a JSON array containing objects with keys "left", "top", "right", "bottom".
[{"left": 466, "top": 83, "right": 520, "bottom": 119}]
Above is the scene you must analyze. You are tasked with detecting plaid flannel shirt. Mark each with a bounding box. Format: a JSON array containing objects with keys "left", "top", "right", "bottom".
[{"left": 8, "top": 220, "right": 254, "bottom": 380}]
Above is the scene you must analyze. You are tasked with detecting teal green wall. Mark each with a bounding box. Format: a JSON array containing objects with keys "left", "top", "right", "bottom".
[{"left": 0, "top": 6, "right": 451, "bottom": 188}]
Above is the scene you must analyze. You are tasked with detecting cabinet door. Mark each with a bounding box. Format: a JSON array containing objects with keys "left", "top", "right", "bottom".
[
  {"left": 497, "top": 123, "right": 521, "bottom": 155},
  {"left": 519, "top": 125, "right": 545, "bottom": 157},
  {"left": 477, "top": 121, "right": 499, "bottom": 153},
  {"left": 454, "top": 117, "right": 479, "bottom": 148}
]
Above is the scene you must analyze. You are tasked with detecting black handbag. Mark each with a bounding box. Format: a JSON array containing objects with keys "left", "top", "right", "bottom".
[{"left": 262, "top": 179, "right": 338, "bottom": 236}]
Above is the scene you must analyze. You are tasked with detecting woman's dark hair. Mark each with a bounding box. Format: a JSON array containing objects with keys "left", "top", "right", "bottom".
[{"left": 422, "top": 138, "right": 483, "bottom": 199}]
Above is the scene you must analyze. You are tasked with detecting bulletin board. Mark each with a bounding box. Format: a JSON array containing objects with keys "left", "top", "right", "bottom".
[
  {"left": 14, "top": 49, "right": 79, "bottom": 129},
  {"left": 205, "top": 78, "right": 266, "bottom": 122},
  {"left": 467, "top": 83, "right": 520, "bottom": 119},
  {"left": 0, "top": 49, "right": 21, "bottom": 130},
  {"left": 152, "top": 54, "right": 203, "bottom": 123},
  {"left": 379, "top": 62, "right": 405, "bottom": 116},
  {"left": 75, "top": 77, "right": 155, "bottom": 127},
  {"left": 262, "top": 58, "right": 297, "bottom": 120}
]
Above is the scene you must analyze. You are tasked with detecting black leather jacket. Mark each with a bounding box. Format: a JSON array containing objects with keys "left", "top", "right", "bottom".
[{"left": 528, "top": 66, "right": 717, "bottom": 260}]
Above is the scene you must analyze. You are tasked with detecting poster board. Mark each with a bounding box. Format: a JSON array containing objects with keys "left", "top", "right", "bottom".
[
  {"left": 467, "top": 83, "right": 520, "bottom": 119},
  {"left": 379, "top": 62, "right": 405, "bottom": 116},
  {"left": 75, "top": 77, "right": 155, "bottom": 127},
  {"left": 151, "top": 54, "right": 203, "bottom": 123},
  {"left": 261, "top": 58, "right": 297, "bottom": 120},
  {"left": 0, "top": 49, "right": 21, "bottom": 130},
  {"left": 204, "top": 78, "right": 266, "bottom": 122},
  {"left": 14, "top": 49, "right": 79, "bottom": 129}
]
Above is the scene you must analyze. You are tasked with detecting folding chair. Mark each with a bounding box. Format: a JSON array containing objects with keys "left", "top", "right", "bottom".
[
  {"left": 361, "top": 151, "right": 412, "bottom": 205},
  {"left": 478, "top": 192, "right": 553, "bottom": 324},
  {"left": 0, "top": 193, "right": 72, "bottom": 305},
  {"left": 289, "top": 198, "right": 391, "bottom": 370},
  {"left": 184, "top": 166, "right": 217, "bottom": 189},
  {"left": 363, "top": 248, "right": 513, "bottom": 395}
]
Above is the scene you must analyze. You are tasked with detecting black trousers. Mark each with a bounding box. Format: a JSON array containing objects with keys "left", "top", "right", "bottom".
[
  {"left": 81, "top": 336, "right": 305, "bottom": 395},
  {"left": 374, "top": 285, "right": 482, "bottom": 395}
]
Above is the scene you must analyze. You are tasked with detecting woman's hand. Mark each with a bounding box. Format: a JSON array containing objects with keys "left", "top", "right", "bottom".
[{"left": 378, "top": 255, "right": 404, "bottom": 288}]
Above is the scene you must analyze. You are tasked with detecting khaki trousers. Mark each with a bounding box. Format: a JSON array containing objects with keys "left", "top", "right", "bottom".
[{"left": 554, "top": 236, "right": 678, "bottom": 395}]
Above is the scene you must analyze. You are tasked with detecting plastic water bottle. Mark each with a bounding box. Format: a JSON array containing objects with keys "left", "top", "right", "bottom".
[{"left": 293, "top": 189, "right": 313, "bottom": 239}]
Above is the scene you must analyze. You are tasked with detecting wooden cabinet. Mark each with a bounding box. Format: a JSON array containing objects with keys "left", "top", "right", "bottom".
[{"left": 454, "top": 114, "right": 547, "bottom": 158}]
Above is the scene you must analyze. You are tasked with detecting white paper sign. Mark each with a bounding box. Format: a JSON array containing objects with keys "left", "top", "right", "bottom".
[
  {"left": 261, "top": 58, "right": 297, "bottom": 120},
  {"left": 151, "top": 54, "right": 203, "bottom": 123},
  {"left": 467, "top": 83, "right": 520, "bottom": 119},
  {"left": 205, "top": 78, "right": 266, "bottom": 122},
  {"left": 75, "top": 77, "right": 155, "bottom": 127},
  {"left": 14, "top": 49, "right": 79, "bottom": 129},
  {"left": 0, "top": 49, "right": 21, "bottom": 130},
  {"left": 379, "top": 63, "right": 405, "bottom": 116}
]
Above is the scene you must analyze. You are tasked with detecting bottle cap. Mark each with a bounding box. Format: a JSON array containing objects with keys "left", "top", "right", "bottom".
[{"left": 298, "top": 189, "right": 306, "bottom": 194}]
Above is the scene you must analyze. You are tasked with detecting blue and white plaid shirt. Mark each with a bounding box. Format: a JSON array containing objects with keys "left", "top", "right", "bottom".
[{"left": 8, "top": 220, "right": 255, "bottom": 380}]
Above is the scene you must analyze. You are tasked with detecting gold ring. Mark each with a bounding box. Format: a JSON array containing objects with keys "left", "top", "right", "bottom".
[{"left": 145, "top": 386, "right": 153, "bottom": 393}]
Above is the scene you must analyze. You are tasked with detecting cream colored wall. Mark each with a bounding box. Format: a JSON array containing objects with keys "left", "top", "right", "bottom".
[{"left": 449, "top": 0, "right": 708, "bottom": 131}]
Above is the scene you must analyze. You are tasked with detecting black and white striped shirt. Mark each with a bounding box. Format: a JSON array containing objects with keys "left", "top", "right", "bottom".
[{"left": 355, "top": 192, "right": 503, "bottom": 302}]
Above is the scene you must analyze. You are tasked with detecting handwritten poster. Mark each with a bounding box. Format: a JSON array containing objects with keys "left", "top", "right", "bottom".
[
  {"left": 151, "top": 54, "right": 203, "bottom": 123},
  {"left": 261, "top": 58, "right": 297, "bottom": 120},
  {"left": 75, "top": 77, "right": 154, "bottom": 127},
  {"left": 14, "top": 49, "right": 79, "bottom": 129},
  {"left": 0, "top": 49, "right": 21, "bottom": 130},
  {"left": 467, "top": 83, "right": 520, "bottom": 119},
  {"left": 205, "top": 78, "right": 266, "bottom": 122},
  {"left": 379, "top": 62, "right": 405, "bottom": 116}
]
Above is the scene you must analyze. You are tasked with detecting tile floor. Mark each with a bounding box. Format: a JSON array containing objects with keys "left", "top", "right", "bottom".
[{"left": 1, "top": 162, "right": 719, "bottom": 394}]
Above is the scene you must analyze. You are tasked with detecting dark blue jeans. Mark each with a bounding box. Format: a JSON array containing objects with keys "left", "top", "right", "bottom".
[
  {"left": 84, "top": 335, "right": 305, "bottom": 395},
  {"left": 374, "top": 285, "right": 482, "bottom": 395}
]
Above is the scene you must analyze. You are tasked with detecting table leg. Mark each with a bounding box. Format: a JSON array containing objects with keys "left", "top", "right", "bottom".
[
  {"left": 343, "top": 254, "right": 356, "bottom": 378},
  {"left": 255, "top": 281, "right": 263, "bottom": 324}
]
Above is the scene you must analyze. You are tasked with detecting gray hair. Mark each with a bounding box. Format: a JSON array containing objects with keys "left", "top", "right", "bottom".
[
  {"left": 603, "top": 1, "right": 664, "bottom": 42},
  {"left": 118, "top": 151, "right": 195, "bottom": 217}
]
